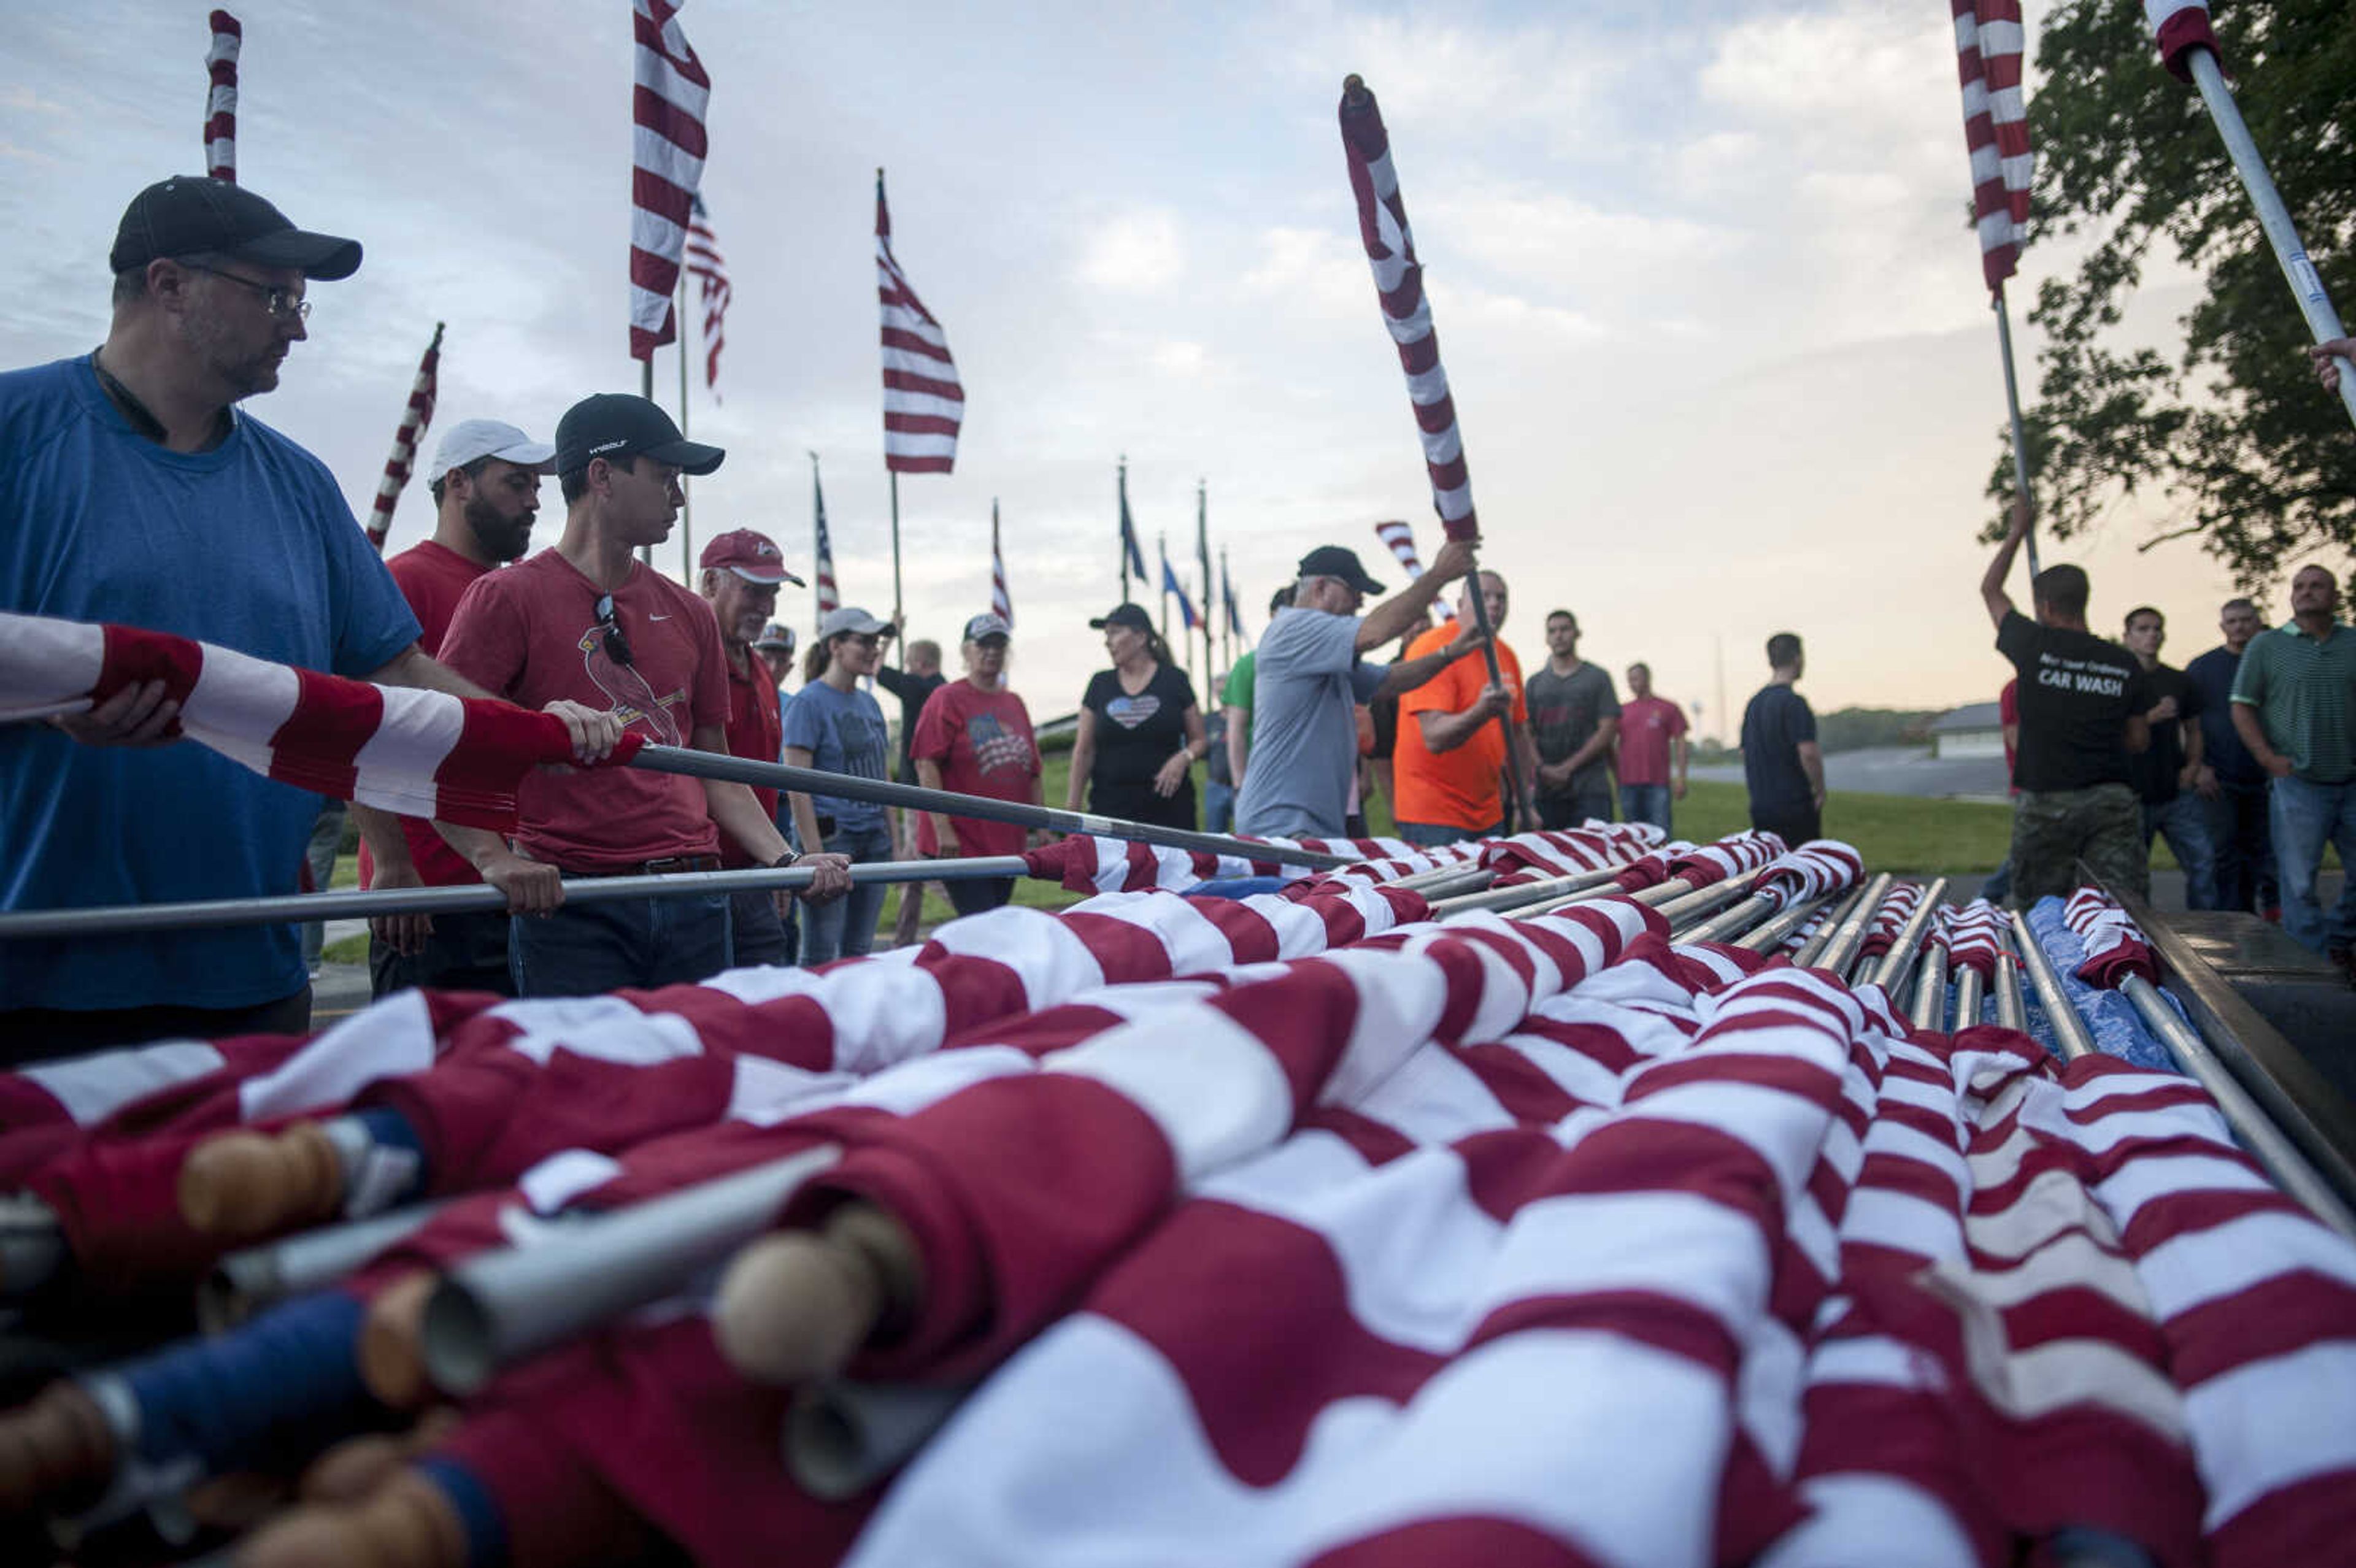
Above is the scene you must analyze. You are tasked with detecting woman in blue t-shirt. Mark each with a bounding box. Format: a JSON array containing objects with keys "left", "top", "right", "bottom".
[{"left": 782, "top": 607, "right": 898, "bottom": 963}]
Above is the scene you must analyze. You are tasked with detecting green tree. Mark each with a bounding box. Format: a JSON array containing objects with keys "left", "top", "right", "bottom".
[{"left": 1995, "top": 0, "right": 2355, "bottom": 579}]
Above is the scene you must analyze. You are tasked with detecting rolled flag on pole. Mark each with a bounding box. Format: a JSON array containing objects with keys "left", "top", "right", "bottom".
[
  {"left": 628, "top": 0, "right": 710, "bottom": 363},
  {"left": 364, "top": 323, "right": 444, "bottom": 552},
  {"left": 877, "top": 171, "right": 963, "bottom": 474},
  {"left": 1221, "top": 556, "right": 1244, "bottom": 639},
  {"left": 1117, "top": 462, "right": 1148, "bottom": 583},
  {"left": 990, "top": 499, "right": 1012, "bottom": 626},
  {"left": 204, "top": 11, "right": 240, "bottom": 183},
  {"left": 1950, "top": 0, "right": 2031, "bottom": 292},
  {"left": 1372, "top": 518, "right": 1424, "bottom": 580},
  {"left": 1336, "top": 79, "right": 1474, "bottom": 542},
  {"left": 2143, "top": 0, "right": 2356, "bottom": 425},
  {"left": 810, "top": 454, "right": 840, "bottom": 625}
]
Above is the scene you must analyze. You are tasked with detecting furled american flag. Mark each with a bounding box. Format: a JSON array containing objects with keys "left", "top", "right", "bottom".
[
  {"left": 989, "top": 499, "right": 1012, "bottom": 626},
  {"left": 0, "top": 610, "right": 613, "bottom": 832},
  {"left": 1117, "top": 462, "right": 1149, "bottom": 584},
  {"left": 1338, "top": 78, "right": 1476, "bottom": 542},
  {"left": 1950, "top": 0, "right": 2034, "bottom": 291},
  {"left": 810, "top": 455, "right": 841, "bottom": 625},
  {"left": 1221, "top": 552, "right": 1244, "bottom": 640},
  {"left": 1373, "top": 517, "right": 1424, "bottom": 580},
  {"left": 876, "top": 170, "right": 963, "bottom": 474},
  {"left": 364, "top": 322, "right": 444, "bottom": 551},
  {"left": 203, "top": 11, "right": 239, "bottom": 183},
  {"left": 683, "top": 193, "right": 731, "bottom": 398},
  {"left": 2146, "top": 0, "right": 2222, "bottom": 80},
  {"left": 628, "top": 0, "right": 710, "bottom": 363}
]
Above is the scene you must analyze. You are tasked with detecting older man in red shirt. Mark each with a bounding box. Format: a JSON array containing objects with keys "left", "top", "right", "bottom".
[{"left": 699, "top": 528, "right": 807, "bottom": 966}]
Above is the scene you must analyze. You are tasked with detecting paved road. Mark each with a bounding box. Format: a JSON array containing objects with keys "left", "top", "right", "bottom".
[{"left": 1693, "top": 746, "right": 2009, "bottom": 802}]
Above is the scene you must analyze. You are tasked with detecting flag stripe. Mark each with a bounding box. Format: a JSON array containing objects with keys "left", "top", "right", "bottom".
[
  {"left": 878, "top": 174, "right": 963, "bottom": 474},
  {"left": 628, "top": 0, "right": 710, "bottom": 362},
  {"left": 204, "top": 11, "right": 240, "bottom": 183}
]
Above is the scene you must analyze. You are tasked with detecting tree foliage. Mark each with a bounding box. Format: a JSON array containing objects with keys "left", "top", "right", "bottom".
[{"left": 1996, "top": 0, "right": 2355, "bottom": 582}]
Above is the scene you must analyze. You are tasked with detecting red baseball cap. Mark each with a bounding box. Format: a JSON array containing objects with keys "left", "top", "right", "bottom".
[{"left": 698, "top": 528, "right": 804, "bottom": 586}]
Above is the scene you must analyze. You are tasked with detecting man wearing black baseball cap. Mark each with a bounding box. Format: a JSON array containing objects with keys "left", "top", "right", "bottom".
[
  {"left": 434, "top": 394, "right": 850, "bottom": 996},
  {"left": 0, "top": 179, "right": 620, "bottom": 1055},
  {"left": 1233, "top": 536, "right": 1480, "bottom": 839}
]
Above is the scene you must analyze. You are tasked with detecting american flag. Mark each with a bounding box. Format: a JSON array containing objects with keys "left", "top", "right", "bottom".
[
  {"left": 2147, "top": 0, "right": 2222, "bottom": 80},
  {"left": 990, "top": 499, "right": 1012, "bottom": 626},
  {"left": 1117, "top": 463, "right": 1148, "bottom": 583},
  {"left": 1159, "top": 548, "right": 1200, "bottom": 632},
  {"left": 1338, "top": 79, "right": 1477, "bottom": 542},
  {"left": 364, "top": 323, "right": 443, "bottom": 551},
  {"left": 810, "top": 455, "right": 840, "bottom": 625},
  {"left": 15, "top": 869, "right": 2354, "bottom": 1566},
  {"left": 1221, "top": 552, "right": 1244, "bottom": 640},
  {"left": 1950, "top": 0, "right": 2033, "bottom": 291},
  {"left": 203, "top": 11, "right": 239, "bottom": 183},
  {"left": 1373, "top": 517, "right": 1424, "bottom": 580},
  {"left": 0, "top": 610, "right": 610, "bottom": 834},
  {"left": 628, "top": 0, "right": 710, "bottom": 363},
  {"left": 876, "top": 171, "right": 963, "bottom": 475},
  {"left": 684, "top": 194, "right": 731, "bottom": 398}
]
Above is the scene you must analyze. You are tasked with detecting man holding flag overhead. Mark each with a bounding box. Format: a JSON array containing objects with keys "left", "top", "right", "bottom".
[{"left": 0, "top": 179, "right": 616, "bottom": 1055}]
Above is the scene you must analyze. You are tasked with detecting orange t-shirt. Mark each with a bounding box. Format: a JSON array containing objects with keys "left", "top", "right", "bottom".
[{"left": 1392, "top": 623, "right": 1526, "bottom": 830}]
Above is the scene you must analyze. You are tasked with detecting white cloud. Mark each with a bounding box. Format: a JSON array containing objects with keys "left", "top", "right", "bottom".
[{"left": 1074, "top": 209, "right": 1184, "bottom": 293}]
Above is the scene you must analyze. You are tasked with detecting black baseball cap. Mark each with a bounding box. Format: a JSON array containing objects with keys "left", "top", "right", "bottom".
[
  {"left": 1090, "top": 602, "right": 1153, "bottom": 632},
  {"left": 110, "top": 177, "right": 362, "bottom": 281},
  {"left": 552, "top": 393, "right": 725, "bottom": 477},
  {"left": 1297, "top": 545, "right": 1385, "bottom": 596}
]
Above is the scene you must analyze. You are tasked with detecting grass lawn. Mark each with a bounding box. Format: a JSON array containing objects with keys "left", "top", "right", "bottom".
[{"left": 311, "top": 759, "right": 2132, "bottom": 964}]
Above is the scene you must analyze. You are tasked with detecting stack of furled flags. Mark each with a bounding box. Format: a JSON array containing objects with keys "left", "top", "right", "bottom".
[
  {"left": 2063, "top": 886, "right": 2160, "bottom": 988},
  {"left": 0, "top": 840, "right": 2349, "bottom": 1567}
]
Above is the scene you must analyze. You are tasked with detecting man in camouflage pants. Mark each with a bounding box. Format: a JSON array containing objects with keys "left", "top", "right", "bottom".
[{"left": 1979, "top": 499, "right": 2154, "bottom": 906}]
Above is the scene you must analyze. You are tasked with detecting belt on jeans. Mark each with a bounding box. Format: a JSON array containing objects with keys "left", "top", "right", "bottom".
[{"left": 563, "top": 855, "right": 723, "bottom": 877}]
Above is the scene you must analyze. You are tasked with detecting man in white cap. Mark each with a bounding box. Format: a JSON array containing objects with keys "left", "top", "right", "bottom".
[
  {"left": 698, "top": 528, "right": 808, "bottom": 966},
  {"left": 353, "top": 417, "right": 558, "bottom": 999},
  {"left": 0, "top": 180, "right": 614, "bottom": 1055}
]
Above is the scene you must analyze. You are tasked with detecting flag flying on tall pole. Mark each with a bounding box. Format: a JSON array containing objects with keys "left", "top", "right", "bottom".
[
  {"left": 204, "top": 12, "right": 240, "bottom": 183},
  {"left": 1221, "top": 548, "right": 1244, "bottom": 642},
  {"left": 875, "top": 172, "right": 964, "bottom": 475},
  {"left": 810, "top": 453, "right": 840, "bottom": 628},
  {"left": 1373, "top": 518, "right": 1424, "bottom": 580},
  {"left": 990, "top": 500, "right": 1013, "bottom": 626},
  {"left": 1949, "top": 0, "right": 2043, "bottom": 577},
  {"left": 2143, "top": 0, "right": 2356, "bottom": 426},
  {"left": 364, "top": 323, "right": 444, "bottom": 552},
  {"left": 628, "top": 0, "right": 709, "bottom": 364},
  {"left": 1159, "top": 542, "right": 1200, "bottom": 634},
  {"left": 1116, "top": 459, "right": 1147, "bottom": 602},
  {"left": 683, "top": 194, "right": 730, "bottom": 399}
]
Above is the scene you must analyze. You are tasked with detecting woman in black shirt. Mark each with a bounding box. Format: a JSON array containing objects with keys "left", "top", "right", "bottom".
[{"left": 1068, "top": 602, "right": 1206, "bottom": 830}]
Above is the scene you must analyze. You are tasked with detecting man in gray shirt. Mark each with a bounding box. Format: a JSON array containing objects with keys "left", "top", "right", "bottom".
[
  {"left": 1525, "top": 609, "right": 1621, "bottom": 829},
  {"left": 1236, "top": 536, "right": 1478, "bottom": 839}
]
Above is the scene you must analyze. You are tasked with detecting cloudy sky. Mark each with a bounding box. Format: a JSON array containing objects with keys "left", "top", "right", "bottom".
[{"left": 2, "top": 0, "right": 2281, "bottom": 738}]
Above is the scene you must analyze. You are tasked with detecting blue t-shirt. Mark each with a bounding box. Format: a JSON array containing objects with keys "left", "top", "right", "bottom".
[
  {"left": 2185, "top": 644, "right": 2260, "bottom": 786},
  {"left": 0, "top": 355, "right": 421, "bottom": 1012},
  {"left": 780, "top": 678, "right": 893, "bottom": 836},
  {"left": 1741, "top": 682, "right": 1818, "bottom": 817}
]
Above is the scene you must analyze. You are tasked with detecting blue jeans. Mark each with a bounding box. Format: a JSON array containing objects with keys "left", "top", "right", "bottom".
[
  {"left": 2204, "top": 781, "right": 2278, "bottom": 913},
  {"left": 1396, "top": 819, "right": 1505, "bottom": 849},
  {"left": 2269, "top": 775, "right": 2356, "bottom": 953},
  {"left": 509, "top": 892, "right": 733, "bottom": 997},
  {"left": 798, "top": 821, "right": 895, "bottom": 966},
  {"left": 729, "top": 888, "right": 795, "bottom": 967},
  {"left": 2142, "top": 793, "right": 2218, "bottom": 910},
  {"left": 1203, "top": 781, "right": 1237, "bottom": 836},
  {"left": 1981, "top": 858, "right": 2013, "bottom": 905},
  {"left": 1619, "top": 783, "right": 1673, "bottom": 836}
]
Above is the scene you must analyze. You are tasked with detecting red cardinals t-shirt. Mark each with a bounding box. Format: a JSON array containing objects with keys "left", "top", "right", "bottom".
[
  {"left": 720, "top": 648, "right": 783, "bottom": 868},
  {"left": 439, "top": 551, "right": 729, "bottom": 871},
  {"left": 361, "top": 540, "right": 493, "bottom": 890},
  {"left": 910, "top": 680, "right": 1041, "bottom": 857}
]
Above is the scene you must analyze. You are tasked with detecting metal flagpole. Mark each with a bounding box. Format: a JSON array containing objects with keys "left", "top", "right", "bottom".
[
  {"left": 888, "top": 471, "right": 904, "bottom": 622},
  {"left": 1156, "top": 533, "right": 1170, "bottom": 646},
  {"left": 1195, "top": 480, "right": 1212, "bottom": 693},
  {"left": 1117, "top": 457, "right": 1131, "bottom": 604},
  {"left": 1992, "top": 283, "right": 2041, "bottom": 580},
  {"left": 2179, "top": 45, "right": 2356, "bottom": 427},
  {"left": 637, "top": 356, "right": 655, "bottom": 567},
  {"left": 678, "top": 272, "right": 695, "bottom": 580}
]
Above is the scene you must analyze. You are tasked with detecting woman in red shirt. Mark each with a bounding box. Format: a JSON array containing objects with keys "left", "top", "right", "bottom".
[{"left": 912, "top": 613, "right": 1043, "bottom": 917}]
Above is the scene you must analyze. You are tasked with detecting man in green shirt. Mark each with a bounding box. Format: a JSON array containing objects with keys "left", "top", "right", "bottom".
[{"left": 2231, "top": 564, "right": 2356, "bottom": 960}]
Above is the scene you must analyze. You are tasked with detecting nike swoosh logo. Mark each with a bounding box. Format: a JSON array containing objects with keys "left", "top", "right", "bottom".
[{"left": 649, "top": 613, "right": 671, "bottom": 621}]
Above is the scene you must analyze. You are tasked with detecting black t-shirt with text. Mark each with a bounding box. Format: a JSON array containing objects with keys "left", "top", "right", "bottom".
[
  {"left": 2125, "top": 662, "right": 2201, "bottom": 804},
  {"left": 1741, "top": 683, "right": 1817, "bottom": 817},
  {"left": 1996, "top": 610, "right": 2150, "bottom": 793},
  {"left": 1083, "top": 662, "right": 1198, "bottom": 790}
]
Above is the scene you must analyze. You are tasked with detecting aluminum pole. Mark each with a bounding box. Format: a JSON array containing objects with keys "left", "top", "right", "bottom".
[
  {"left": 1431, "top": 868, "right": 1620, "bottom": 918},
  {"left": 1866, "top": 878, "right": 1949, "bottom": 993},
  {"left": 1993, "top": 288, "right": 2042, "bottom": 580},
  {"left": 629, "top": 745, "right": 1350, "bottom": 870},
  {"left": 1679, "top": 892, "right": 1778, "bottom": 947},
  {"left": 1657, "top": 877, "right": 1754, "bottom": 933},
  {"left": 2120, "top": 974, "right": 2356, "bottom": 1241},
  {"left": 420, "top": 1143, "right": 842, "bottom": 1397},
  {"left": 1952, "top": 967, "right": 1985, "bottom": 1034},
  {"left": 2008, "top": 911, "right": 2096, "bottom": 1061},
  {"left": 2182, "top": 46, "right": 2356, "bottom": 428},
  {"left": 0, "top": 858, "right": 1032, "bottom": 942},
  {"left": 1810, "top": 874, "right": 1895, "bottom": 978},
  {"left": 1909, "top": 943, "right": 1949, "bottom": 1032},
  {"left": 1790, "top": 884, "right": 1868, "bottom": 969},
  {"left": 1994, "top": 948, "right": 2028, "bottom": 1034},
  {"left": 1733, "top": 891, "right": 1838, "bottom": 954},
  {"left": 200, "top": 1202, "right": 452, "bottom": 1332}
]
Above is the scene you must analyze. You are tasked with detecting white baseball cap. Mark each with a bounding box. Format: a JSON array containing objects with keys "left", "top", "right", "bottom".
[
  {"left": 426, "top": 418, "right": 557, "bottom": 485},
  {"left": 817, "top": 606, "right": 895, "bottom": 640}
]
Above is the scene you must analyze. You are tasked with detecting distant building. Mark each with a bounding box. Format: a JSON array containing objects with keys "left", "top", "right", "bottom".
[{"left": 1928, "top": 701, "right": 2004, "bottom": 760}]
